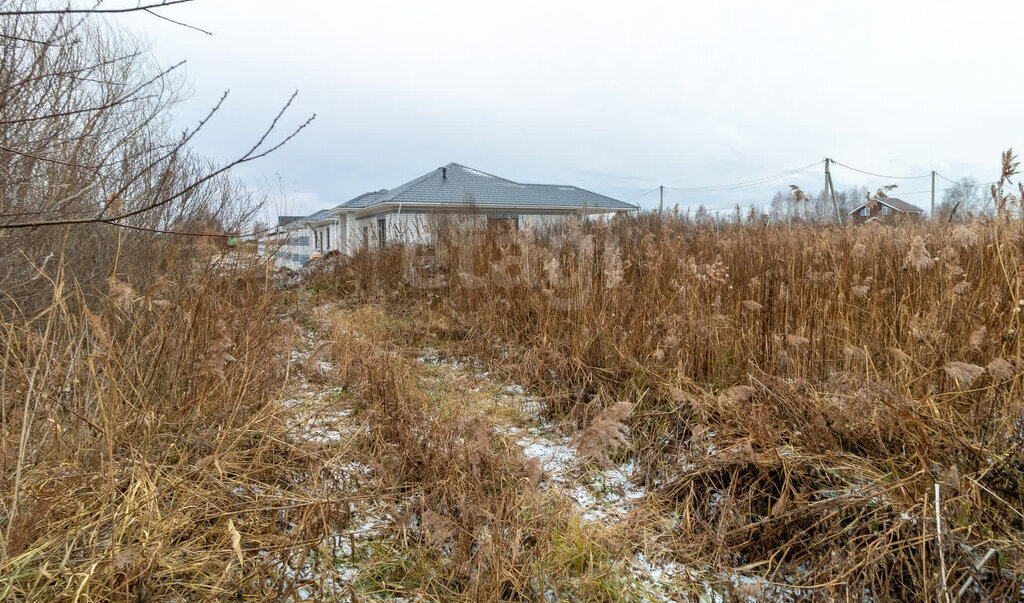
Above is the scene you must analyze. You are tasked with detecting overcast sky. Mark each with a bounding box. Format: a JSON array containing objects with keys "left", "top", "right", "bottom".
[{"left": 125, "top": 0, "right": 1023, "bottom": 218}]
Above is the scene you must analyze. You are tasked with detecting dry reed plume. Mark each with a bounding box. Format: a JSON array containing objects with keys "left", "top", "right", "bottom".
[
  {"left": 0, "top": 260, "right": 359, "bottom": 600},
  {"left": 313, "top": 197, "right": 1024, "bottom": 600}
]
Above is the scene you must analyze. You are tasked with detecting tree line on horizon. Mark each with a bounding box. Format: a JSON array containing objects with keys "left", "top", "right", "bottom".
[{"left": 672, "top": 176, "right": 995, "bottom": 224}]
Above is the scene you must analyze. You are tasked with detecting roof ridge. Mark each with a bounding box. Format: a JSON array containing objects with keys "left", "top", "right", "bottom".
[
  {"left": 296, "top": 164, "right": 636, "bottom": 216},
  {"left": 330, "top": 188, "right": 392, "bottom": 211},
  {"left": 524, "top": 181, "right": 633, "bottom": 206},
  {"left": 448, "top": 163, "right": 526, "bottom": 187}
]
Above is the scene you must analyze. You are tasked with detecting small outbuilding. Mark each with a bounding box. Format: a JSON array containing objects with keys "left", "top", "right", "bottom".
[{"left": 848, "top": 197, "right": 925, "bottom": 224}]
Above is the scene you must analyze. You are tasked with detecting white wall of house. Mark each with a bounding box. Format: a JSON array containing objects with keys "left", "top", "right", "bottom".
[
  {"left": 519, "top": 213, "right": 577, "bottom": 230},
  {"left": 260, "top": 209, "right": 622, "bottom": 267},
  {"left": 342, "top": 212, "right": 359, "bottom": 253},
  {"left": 348, "top": 211, "right": 433, "bottom": 250},
  {"left": 345, "top": 210, "right": 583, "bottom": 252},
  {"left": 309, "top": 221, "right": 343, "bottom": 254}
]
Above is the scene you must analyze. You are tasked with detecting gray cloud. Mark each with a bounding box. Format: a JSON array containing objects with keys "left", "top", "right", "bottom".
[{"left": 130, "top": 0, "right": 1021, "bottom": 216}]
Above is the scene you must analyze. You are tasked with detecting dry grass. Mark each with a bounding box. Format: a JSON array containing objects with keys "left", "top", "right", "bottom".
[
  {"left": 8, "top": 180, "right": 1024, "bottom": 600},
  {"left": 314, "top": 207, "right": 1024, "bottom": 599},
  {"left": 323, "top": 306, "right": 631, "bottom": 600},
  {"left": 0, "top": 259, "right": 359, "bottom": 600},
  {"left": 0, "top": 254, "right": 657, "bottom": 601},
  {"left": 10, "top": 214, "right": 1024, "bottom": 600}
]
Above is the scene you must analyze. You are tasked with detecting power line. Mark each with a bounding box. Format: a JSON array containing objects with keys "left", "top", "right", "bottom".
[
  {"left": 934, "top": 172, "right": 998, "bottom": 188},
  {"left": 109, "top": 220, "right": 274, "bottom": 238},
  {"left": 674, "top": 199, "right": 776, "bottom": 213},
  {"left": 9, "top": 217, "right": 277, "bottom": 238},
  {"left": 882, "top": 182, "right": 998, "bottom": 197},
  {"left": 661, "top": 160, "right": 823, "bottom": 192},
  {"left": 626, "top": 187, "right": 660, "bottom": 203},
  {"left": 830, "top": 159, "right": 931, "bottom": 180}
]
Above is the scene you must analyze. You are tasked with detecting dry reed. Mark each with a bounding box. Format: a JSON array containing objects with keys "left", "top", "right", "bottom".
[{"left": 314, "top": 205, "right": 1024, "bottom": 600}]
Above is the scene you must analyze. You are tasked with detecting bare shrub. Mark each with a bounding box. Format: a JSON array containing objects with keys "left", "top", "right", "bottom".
[{"left": 0, "top": 2, "right": 309, "bottom": 316}]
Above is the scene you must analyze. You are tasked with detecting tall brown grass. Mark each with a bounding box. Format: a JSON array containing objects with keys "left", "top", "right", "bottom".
[
  {"left": 326, "top": 310, "right": 626, "bottom": 600},
  {"left": 319, "top": 209, "right": 1024, "bottom": 599},
  {"left": 7, "top": 211, "right": 1024, "bottom": 599},
  {"left": 0, "top": 251, "right": 639, "bottom": 600},
  {"left": 0, "top": 256, "right": 361, "bottom": 600}
]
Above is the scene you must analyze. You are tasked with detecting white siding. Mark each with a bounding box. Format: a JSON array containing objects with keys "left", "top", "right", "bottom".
[
  {"left": 262, "top": 210, "right": 611, "bottom": 266},
  {"left": 351, "top": 212, "right": 432, "bottom": 250},
  {"left": 331, "top": 221, "right": 342, "bottom": 251},
  {"left": 347, "top": 210, "right": 584, "bottom": 251},
  {"left": 519, "top": 213, "right": 574, "bottom": 229},
  {"left": 309, "top": 222, "right": 337, "bottom": 254},
  {"left": 388, "top": 213, "right": 432, "bottom": 246}
]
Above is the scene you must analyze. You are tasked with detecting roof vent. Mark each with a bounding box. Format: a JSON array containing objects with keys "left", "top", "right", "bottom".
[{"left": 441, "top": 167, "right": 447, "bottom": 181}]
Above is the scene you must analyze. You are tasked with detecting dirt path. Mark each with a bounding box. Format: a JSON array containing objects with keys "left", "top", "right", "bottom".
[{"left": 277, "top": 301, "right": 757, "bottom": 601}]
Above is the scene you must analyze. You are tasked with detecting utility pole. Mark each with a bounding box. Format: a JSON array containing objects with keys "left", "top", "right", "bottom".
[
  {"left": 825, "top": 158, "right": 843, "bottom": 224},
  {"left": 931, "top": 170, "right": 936, "bottom": 220},
  {"left": 830, "top": 174, "right": 842, "bottom": 224},
  {"left": 659, "top": 185, "right": 664, "bottom": 217}
]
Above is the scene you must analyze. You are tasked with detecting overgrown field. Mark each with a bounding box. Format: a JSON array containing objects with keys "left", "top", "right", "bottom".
[
  {"left": 3, "top": 0, "right": 1023, "bottom": 598},
  {"left": 308, "top": 213, "right": 1024, "bottom": 600},
  {"left": 4, "top": 215, "right": 1024, "bottom": 601}
]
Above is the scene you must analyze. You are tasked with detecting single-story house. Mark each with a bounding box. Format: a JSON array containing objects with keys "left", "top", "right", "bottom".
[
  {"left": 848, "top": 197, "right": 925, "bottom": 224},
  {"left": 265, "top": 163, "right": 637, "bottom": 268}
]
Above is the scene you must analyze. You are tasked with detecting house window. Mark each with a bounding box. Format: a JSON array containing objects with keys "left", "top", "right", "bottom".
[
  {"left": 325, "top": 227, "right": 330, "bottom": 250},
  {"left": 881, "top": 205, "right": 892, "bottom": 215},
  {"left": 378, "top": 218, "right": 387, "bottom": 248},
  {"left": 860, "top": 207, "right": 870, "bottom": 217}
]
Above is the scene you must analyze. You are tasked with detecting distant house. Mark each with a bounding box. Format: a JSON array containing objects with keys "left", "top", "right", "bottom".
[
  {"left": 265, "top": 163, "right": 637, "bottom": 268},
  {"left": 277, "top": 216, "right": 305, "bottom": 227},
  {"left": 848, "top": 197, "right": 925, "bottom": 224},
  {"left": 257, "top": 215, "right": 311, "bottom": 265}
]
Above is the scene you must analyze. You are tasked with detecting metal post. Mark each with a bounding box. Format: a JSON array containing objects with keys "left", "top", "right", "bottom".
[{"left": 659, "top": 185, "right": 664, "bottom": 216}]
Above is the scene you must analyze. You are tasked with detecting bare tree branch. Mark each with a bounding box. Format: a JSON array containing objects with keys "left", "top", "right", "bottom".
[
  {"left": 0, "top": 60, "right": 185, "bottom": 125},
  {"left": 0, "top": 0, "right": 305, "bottom": 314},
  {"left": 142, "top": 6, "right": 210, "bottom": 35},
  {"left": 0, "top": 0, "right": 195, "bottom": 16},
  {"left": 0, "top": 93, "right": 315, "bottom": 229}
]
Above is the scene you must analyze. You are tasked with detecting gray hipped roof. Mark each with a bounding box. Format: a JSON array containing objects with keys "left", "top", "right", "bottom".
[
  {"left": 336, "top": 163, "right": 636, "bottom": 212},
  {"left": 336, "top": 189, "right": 388, "bottom": 210},
  {"left": 285, "top": 163, "right": 636, "bottom": 227},
  {"left": 296, "top": 191, "right": 390, "bottom": 224},
  {"left": 304, "top": 209, "right": 333, "bottom": 222}
]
